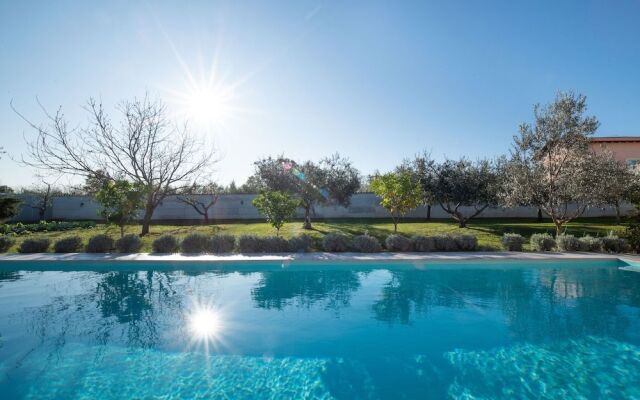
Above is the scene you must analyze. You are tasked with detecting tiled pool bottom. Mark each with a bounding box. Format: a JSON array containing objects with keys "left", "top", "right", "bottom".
[{"left": 1, "top": 260, "right": 640, "bottom": 399}]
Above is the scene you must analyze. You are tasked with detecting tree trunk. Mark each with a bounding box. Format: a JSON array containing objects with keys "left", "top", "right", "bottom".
[
  {"left": 393, "top": 220, "right": 398, "bottom": 233},
  {"left": 303, "top": 207, "right": 312, "bottom": 230},
  {"left": 203, "top": 210, "right": 209, "bottom": 225},
  {"left": 458, "top": 219, "right": 466, "bottom": 228},
  {"left": 537, "top": 208, "right": 543, "bottom": 222},
  {"left": 120, "top": 224, "right": 125, "bottom": 238},
  {"left": 426, "top": 204, "right": 431, "bottom": 221},
  {"left": 615, "top": 203, "right": 621, "bottom": 224},
  {"left": 140, "top": 202, "right": 154, "bottom": 236},
  {"left": 554, "top": 221, "right": 563, "bottom": 237}
]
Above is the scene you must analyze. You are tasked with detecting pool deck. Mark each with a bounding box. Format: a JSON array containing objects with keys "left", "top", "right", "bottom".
[{"left": 0, "top": 252, "right": 638, "bottom": 265}]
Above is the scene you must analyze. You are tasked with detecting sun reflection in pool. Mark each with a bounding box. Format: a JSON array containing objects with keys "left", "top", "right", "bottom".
[
  {"left": 185, "top": 300, "right": 229, "bottom": 355},
  {"left": 189, "top": 308, "right": 221, "bottom": 339}
]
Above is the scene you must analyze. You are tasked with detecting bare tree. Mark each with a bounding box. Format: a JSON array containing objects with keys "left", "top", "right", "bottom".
[
  {"left": 21, "top": 180, "right": 54, "bottom": 221},
  {"left": 14, "top": 96, "right": 215, "bottom": 235},
  {"left": 177, "top": 181, "right": 221, "bottom": 224}
]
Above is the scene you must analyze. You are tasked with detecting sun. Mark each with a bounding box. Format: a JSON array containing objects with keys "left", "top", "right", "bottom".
[{"left": 183, "top": 85, "right": 235, "bottom": 126}]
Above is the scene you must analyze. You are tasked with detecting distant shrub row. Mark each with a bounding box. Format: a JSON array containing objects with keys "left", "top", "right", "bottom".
[
  {"left": 322, "top": 233, "right": 478, "bottom": 253},
  {"left": 501, "top": 232, "right": 629, "bottom": 253},
  {"left": 0, "top": 221, "right": 96, "bottom": 235},
  {"left": 0, "top": 231, "right": 630, "bottom": 254}
]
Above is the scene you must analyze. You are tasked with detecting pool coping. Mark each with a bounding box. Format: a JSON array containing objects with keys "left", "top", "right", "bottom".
[{"left": 0, "top": 252, "right": 638, "bottom": 264}]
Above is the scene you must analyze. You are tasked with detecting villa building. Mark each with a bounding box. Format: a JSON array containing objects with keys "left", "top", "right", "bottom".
[{"left": 590, "top": 136, "right": 640, "bottom": 166}]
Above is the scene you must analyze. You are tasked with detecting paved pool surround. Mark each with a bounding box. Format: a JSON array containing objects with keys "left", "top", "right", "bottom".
[{"left": 0, "top": 252, "right": 637, "bottom": 265}]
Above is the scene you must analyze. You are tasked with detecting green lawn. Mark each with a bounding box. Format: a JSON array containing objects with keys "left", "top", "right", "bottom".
[{"left": 2, "top": 217, "right": 628, "bottom": 253}]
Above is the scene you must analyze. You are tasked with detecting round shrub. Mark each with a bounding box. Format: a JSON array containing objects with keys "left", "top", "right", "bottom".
[
  {"left": 501, "top": 233, "right": 525, "bottom": 251},
  {"left": 434, "top": 235, "right": 458, "bottom": 252},
  {"left": 578, "top": 235, "right": 602, "bottom": 252},
  {"left": 115, "top": 234, "right": 143, "bottom": 253},
  {"left": 86, "top": 234, "right": 115, "bottom": 253},
  {"left": 288, "top": 234, "right": 313, "bottom": 253},
  {"left": 18, "top": 237, "right": 51, "bottom": 253},
  {"left": 238, "top": 234, "right": 263, "bottom": 253},
  {"left": 530, "top": 233, "right": 555, "bottom": 252},
  {"left": 351, "top": 234, "right": 382, "bottom": 253},
  {"left": 385, "top": 234, "right": 412, "bottom": 252},
  {"left": 412, "top": 235, "right": 435, "bottom": 252},
  {"left": 54, "top": 236, "right": 83, "bottom": 253},
  {"left": 455, "top": 235, "right": 478, "bottom": 251},
  {"left": 556, "top": 234, "right": 580, "bottom": 252},
  {"left": 601, "top": 234, "right": 628, "bottom": 253},
  {"left": 0, "top": 235, "right": 16, "bottom": 252},
  {"left": 210, "top": 234, "right": 236, "bottom": 253},
  {"left": 181, "top": 233, "right": 210, "bottom": 254},
  {"left": 152, "top": 235, "right": 179, "bottom": 253},
  {"left": 262, "top": 236, "right": 290, "bottom": 253},
  {"left": 322, "top": 233, "right": 350, "bottom": 252}
]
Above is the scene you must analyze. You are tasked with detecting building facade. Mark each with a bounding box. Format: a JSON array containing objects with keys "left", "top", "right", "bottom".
[{"left": 590, "top": 136, "right": 640, "bottom": 166}]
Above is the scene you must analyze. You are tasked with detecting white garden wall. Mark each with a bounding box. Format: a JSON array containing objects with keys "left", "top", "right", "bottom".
[{"left": 10, "top": 193, "right": 635, "bottom": 223}]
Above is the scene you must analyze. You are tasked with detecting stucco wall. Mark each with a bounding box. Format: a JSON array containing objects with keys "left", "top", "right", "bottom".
[
  {"left": 590, "top": 141, "right": 640, "bottom": 164},
  {"left": 9, "top": 193, "right": 635, "bottom": 222}
]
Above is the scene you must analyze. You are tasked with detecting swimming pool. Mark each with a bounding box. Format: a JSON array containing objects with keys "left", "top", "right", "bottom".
[{"left": 1, "top": 258, "right": 639, "bottom": 399}]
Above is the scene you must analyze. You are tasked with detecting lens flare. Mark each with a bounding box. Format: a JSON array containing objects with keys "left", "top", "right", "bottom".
[{"left": 189, "top": 308, "right": 221, "bottom": 339}]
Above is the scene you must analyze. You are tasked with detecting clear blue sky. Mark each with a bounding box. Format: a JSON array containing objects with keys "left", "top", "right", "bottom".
[{"left": 1, "top": 0, "right": 639, "bottom": 188}]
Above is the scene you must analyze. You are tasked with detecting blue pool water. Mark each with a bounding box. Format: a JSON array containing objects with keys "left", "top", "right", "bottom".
[{"left": 1, "top": 260, "right": 640, "bottom": 399}]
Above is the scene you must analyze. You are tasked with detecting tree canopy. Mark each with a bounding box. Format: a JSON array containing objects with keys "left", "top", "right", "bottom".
[
  {"left": 252, "top": 153, "right": 360, "bottom": 229},
  {"left": 370, "top": 170, "right": 422, "bottom": 232},
  {"left": 500, "top": 92, "right": 617, "bottom": 235},
  {"left": 16, "top": 96, "right": 215, "bottom": 235}
]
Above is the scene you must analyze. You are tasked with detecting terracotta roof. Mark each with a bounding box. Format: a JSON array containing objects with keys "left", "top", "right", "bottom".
[{"left": 589, "top": 136, "right": 640, "bottom": 143}]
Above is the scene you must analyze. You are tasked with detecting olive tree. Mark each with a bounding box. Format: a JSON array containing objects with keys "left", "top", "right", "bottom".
[
  {"left": 592, "top": 154, "right": 639, "bottom": 223},
  {"left": 15, "top": 96, "right": 214, "bottom": 235},
  {"left": 177, "top": 181, "right": 221, "bottom": 224},
  {"left": 500, "top": 92, "right": 606, "bottom": 235},
  {"left": 422, "top": 158, "right": 500, "bottom": 228},
  {"left": 252, "top": 153, "right": 360, "bottom": 229},
  {"left": 370, "top": 170, "right": 422, "bottom": 233},
  {"left": 252, "top": 191, "right": 298, "bottom": 235}
]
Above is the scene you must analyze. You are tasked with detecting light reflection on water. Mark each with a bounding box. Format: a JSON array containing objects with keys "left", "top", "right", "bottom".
[{"left": 0, "top": 261, "right": 640, "bottom": 399}]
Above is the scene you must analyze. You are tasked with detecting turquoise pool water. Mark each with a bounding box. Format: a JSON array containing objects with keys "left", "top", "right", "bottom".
[{"left": 1, "top": 259, "right": 640, "bottom": 399}]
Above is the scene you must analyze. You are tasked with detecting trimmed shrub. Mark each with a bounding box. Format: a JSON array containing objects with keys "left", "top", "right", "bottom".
[
  {"left": 86, "top": 234, "right": 115, "bottom": 253},
  {"left": 434, "top": 235, "right": 458, "bottom": 252},
  {"left": 412, "top": 235, "right": 435, "bottom": 252},
  {"left": 455, "top": 235, "right": 478, "bottom": 251},
  {"left": 578, "top": 235, "right": 602, "bottom": 252},
  {"left": 238, "top": 235, "right": 264, "bottom": 253},
  {"left": 626, "top": 223, "right": 640, "bottom": 254},
  {"left": 0, "top": 235, "right": 16, "bottom": 252},
  {"left": 262, "top": 236, "right": 290, "bottom": 253},
  {"left": 181, "top": 233, "right": 210, "bottom": 254},
  {"left": 18, "top": 237, "right": 51, "bottom": 253},
  {"left": 322, "top": 233, "right": 350, "bottom": 252},
  {"left": 530, "top": 233, "right": 555, "bottom": 251},
  {"left": 152, "top": 235, "right": 179, "bottom": 253},
  {"left": 351, "top": 234, "right": 382, "bottom": 253},
  {"left": 556, "top": 234, "right": 581, "bottom": 252},
  {"left": 115, "top": 234, "right": 143, "bottom": 253},
  {"left": 385, "top": 234, "right": 412, "bottom": 252},
  {"left": 501, "top": 233, "right": 525, "bottom": 251},
  {"left": 288, "top": 234, "right": 313, "bottom": 253},
  {"left": 0, "top": 220, "right": 96, "bottom": 236},
  {"left": 210, "top": 234, "right": 236, "bottom": 253},
  {"left": 601, "top": 233, "right": 628, "bottom": 253},
  {"left": 54, "top": 236, "right": 83, "bottom": 253}
]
